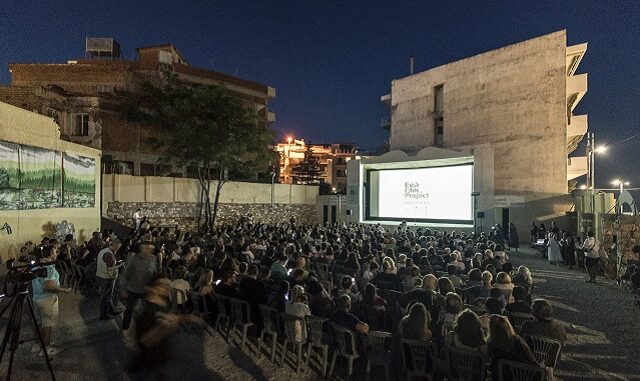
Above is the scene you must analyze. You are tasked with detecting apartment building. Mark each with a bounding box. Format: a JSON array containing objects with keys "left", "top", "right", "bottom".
[
  {"left": 276, "top": 138, "right": 357, "bottom": 193},
  {"left": 0, "top": 38, "right": 276, "bottom": 176}
]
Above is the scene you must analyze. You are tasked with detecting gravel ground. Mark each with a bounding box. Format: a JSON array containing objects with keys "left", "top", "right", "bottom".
[{"left": 0, "top": 247, "right": 638, "bottom": 380}]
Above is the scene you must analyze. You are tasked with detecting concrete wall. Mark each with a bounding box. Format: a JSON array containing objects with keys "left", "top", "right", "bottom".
[
  {"left": 0, "top": 102, "right": 101, "bottom": 259},
  {"left": 389, "top": 30, "right": 568, "bottom": 201},
  {"left": 102, "top": 174, "right": 318, "bottom": 210},
  {"left": 106, "top": 202, "right": 317, "bottom": 231},
  {"left": 102, "top": 174, "right": 319, "bottom": 230}
]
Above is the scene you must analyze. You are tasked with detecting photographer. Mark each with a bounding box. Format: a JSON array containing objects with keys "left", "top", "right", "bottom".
[{"left": 31, "top": 246, "right": 72, "bottom": 356}]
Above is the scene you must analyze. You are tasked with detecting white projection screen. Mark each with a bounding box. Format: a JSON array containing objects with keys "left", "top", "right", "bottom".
[{"left": 366, "top": 164, "right": 474, "bottom": 224}]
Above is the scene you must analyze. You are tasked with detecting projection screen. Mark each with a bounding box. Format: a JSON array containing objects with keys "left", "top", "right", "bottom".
[{"left": 366, "top": 164, "right": 474, "bottom": 224}]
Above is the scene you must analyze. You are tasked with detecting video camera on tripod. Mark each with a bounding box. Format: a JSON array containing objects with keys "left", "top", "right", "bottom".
[{"left": 0, "top": 257, "right": 57, "bottom": 380}]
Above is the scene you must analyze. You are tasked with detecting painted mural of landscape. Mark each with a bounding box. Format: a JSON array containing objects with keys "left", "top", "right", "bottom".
[
  {"left": 19, "top": 145, "right": 62, "bottom": 209},
  {"left": 0, "top": 142, "right": 20, "bottom": 210},
  {"left": 63, "top": 153, "right": 96, "bottom": 208},
  {"left": 0, "top": 140, "right": 95, "bottom": 210}
]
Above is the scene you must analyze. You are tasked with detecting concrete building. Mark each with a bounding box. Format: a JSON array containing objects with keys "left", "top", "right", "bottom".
[
  {"left": 378, "top": 30, "right": 589, "bottom": 230},
  {"left": 0, "top": 38, "right": 276, "bottom": 176},
  {"left": 275, "top": 138, "right": 357, "bottom": 193}
]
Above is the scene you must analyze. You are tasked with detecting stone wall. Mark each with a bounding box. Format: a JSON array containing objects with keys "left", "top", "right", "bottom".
[
  {"left": 106, "top": 201, "right": 317, "bottom": 231},
  {"left": 600, "top": 214, "right": 640, "bottom": 277}
]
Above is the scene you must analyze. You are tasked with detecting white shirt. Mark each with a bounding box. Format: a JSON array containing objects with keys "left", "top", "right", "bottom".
[
  {"left": 582, "top": 237, "right": 600, "bottom": 258},
  {"left": 133, "top": 211, "right": 142, "bottom": 221}
]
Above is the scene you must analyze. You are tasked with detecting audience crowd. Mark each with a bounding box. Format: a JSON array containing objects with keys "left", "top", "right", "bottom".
[{"left": 23, "top": 218, "right": 572, "bottom": 379}]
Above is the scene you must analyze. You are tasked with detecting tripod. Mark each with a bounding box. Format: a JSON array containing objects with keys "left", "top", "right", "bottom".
[{"left": 0, "top": 285, "right": 55, "bottom": 381}]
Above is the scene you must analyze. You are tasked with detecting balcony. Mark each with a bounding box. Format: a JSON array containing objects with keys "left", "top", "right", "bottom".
[
  {"left": 566, "top": 43, "right": 588, "bottom": 76},
  {"left": 567, "top": 156, "right": 588, "bottom": 181},
  {"left": 567, "top": 114, "right": 588, "bottom": 138},
  {"left": 567, "top": 74, "right": 588, "bottom": 112},
  {"left": 566, "top": 114, "right": 588, "bottom": 154}
]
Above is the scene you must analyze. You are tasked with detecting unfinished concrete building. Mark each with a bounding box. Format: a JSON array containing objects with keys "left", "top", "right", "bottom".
[{"left": 380, "top": 30, "right": 588, "bottom": 229}]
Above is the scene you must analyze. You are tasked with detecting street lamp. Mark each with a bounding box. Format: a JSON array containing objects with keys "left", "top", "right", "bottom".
[{"left": 611, "top": 179, "right": 630, "bottom": 192}]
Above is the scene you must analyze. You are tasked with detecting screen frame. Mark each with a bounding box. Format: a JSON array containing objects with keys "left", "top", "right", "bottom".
[{"left": 364, "top": 162, "right": 474, "bottom": 225}]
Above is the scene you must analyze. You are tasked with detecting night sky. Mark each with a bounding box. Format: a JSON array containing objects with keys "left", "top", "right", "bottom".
[{"left": 1, "top": 1, "right": 639, "bottom": 189}]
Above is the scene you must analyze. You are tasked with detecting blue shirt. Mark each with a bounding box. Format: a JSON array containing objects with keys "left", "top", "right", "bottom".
[{"left": 31, "top": 265, "right": 60, "bottom": 300}]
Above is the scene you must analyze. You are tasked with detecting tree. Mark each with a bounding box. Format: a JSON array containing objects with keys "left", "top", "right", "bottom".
[
  {"left": 120, "top": 73, "right": 276, "bottom": 231},
  {"left": 291, "top": 144, "right": 323, "bottom": 185}
]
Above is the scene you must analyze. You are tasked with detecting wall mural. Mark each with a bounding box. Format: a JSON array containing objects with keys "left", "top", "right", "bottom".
[
  {"left": 0, "top": 140, "right": 95, "bottom": 210},
  {"left": 63, "top": 153, "right": 96, "bottom": 208}
]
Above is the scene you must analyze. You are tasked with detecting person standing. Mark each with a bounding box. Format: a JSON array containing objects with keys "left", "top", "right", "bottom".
[
  {"left": 96, "top": 238, "right": 122, "bottom": 320},
  {"left": 508, "top": 223, "right": 520, "bottom": 252},
  {"left": 121, "top": 242, "right": 159, "bottom": 331},
  {"left": 547, "top": 232, "right": 562, "bottom": 265},
  {"left": 132, "top": 208, "right": 142, "bottom": 231},
  {"left": 31, "top": 246, "right": 72, "bottom": 356},
  {"left": 562, "top": 231, "right": 577, "bottom": 269},
  {"left": 580, "top": 231, "right": 601, "bottom": 283}
]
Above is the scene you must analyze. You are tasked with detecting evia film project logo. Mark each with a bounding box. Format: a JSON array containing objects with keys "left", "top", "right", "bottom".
[{"left": 404, "top": 181, "right": 429, "bottom": 200}]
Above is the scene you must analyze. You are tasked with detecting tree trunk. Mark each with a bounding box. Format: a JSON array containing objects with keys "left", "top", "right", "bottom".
[
  {"left": 211, "top": 166, "right": 225, "bottom": 228},
  {"left": 197, "top": 164, "right": 213, "bottom": 233}
]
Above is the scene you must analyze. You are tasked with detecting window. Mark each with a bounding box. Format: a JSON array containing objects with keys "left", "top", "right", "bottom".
[
  {"left": 433, "top": 84, "right": 444, "bottom": 146},
  {"left": 96, "top": 85, "right": 114, "bottom": 93},
  {"left": 74, "top": 113, "right": 89, "bottom": 136}
]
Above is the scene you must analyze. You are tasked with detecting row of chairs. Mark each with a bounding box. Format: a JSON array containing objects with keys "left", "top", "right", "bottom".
[
  {"left": 56, "top": 260, "right": 90, "bottom": 293},
  {"left": 205, "top": 293, "right": 561, "bottom": 380}
]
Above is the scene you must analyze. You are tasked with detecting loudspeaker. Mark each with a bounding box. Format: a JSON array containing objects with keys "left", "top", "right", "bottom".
[
  {"left": 346, "top": 210, "right": 353, "bottom": 216},
  {"left": 476, "top": 212, "right": 485, "bottom": 219}
]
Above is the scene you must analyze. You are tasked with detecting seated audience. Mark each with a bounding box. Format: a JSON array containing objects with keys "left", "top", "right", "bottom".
[
  {"left": 505, "top": 286, "right": 531, "bottom": 314},
  {"left": 399, "top": 302, "right": 433, "bottom": 341},
  {"left": 519, "top": 299, "right": 567, "bottom": 344},
  {"left": 444, "top": 309, "right": 488, "bottom": 355},
  {"left": 330, "top": 295, "right": 369, "bottom": 334},
  {"left": 488, "top": 315, "right": 537, "bottom": 381}
]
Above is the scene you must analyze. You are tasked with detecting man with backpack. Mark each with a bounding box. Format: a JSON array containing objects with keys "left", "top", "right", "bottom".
[{"left": 580, "top": 230, "right": 602, "bottom": 283}]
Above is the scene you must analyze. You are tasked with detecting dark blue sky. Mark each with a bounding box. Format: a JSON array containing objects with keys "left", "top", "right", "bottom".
[{"left": 1, "top": 1, "right": 639, "bottom": 188}]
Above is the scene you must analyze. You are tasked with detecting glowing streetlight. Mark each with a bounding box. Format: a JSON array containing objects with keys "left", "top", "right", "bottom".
[
  {"left": 286, "top": 135, "right": 293, "bottom": 144},
  {"left": 594, "top": 145, "right": 607, "bottom": 154},
  {"left": 611, "top": 179, "right": 630, "bottom": 192}
]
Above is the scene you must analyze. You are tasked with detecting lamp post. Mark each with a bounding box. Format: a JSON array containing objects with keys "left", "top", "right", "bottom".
[
  {"left": 611, "top": 179, "right": 630, "bottom": 213},
  {"left": 585, "top": 132, "right": 607, "bottom": 236},
  {"left": 610, "top": 178, "right": 630, "bottom": 283}
]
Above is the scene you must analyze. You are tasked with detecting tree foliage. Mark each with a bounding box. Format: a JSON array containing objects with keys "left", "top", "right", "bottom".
[{"left": 120, "top": 73, "right": 276, "bottom": 230}]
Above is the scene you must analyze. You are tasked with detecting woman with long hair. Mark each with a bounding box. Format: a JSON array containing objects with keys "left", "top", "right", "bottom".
[
  {"left": 488, "top": 315, "right": 537, "bottom": 381},
  {"left": 444, "top": 309, "right": 487, "bottom": 354},
  {"left": 363, "top": 283, "right": 387, "bottom": 307},
  {"left": 399, "top": 302, "right": 433, "bottom": 341}
]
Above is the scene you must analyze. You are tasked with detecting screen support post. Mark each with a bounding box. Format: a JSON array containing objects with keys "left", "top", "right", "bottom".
[{"left": 472, "top": 192, "right": 481, "bottom": 234}]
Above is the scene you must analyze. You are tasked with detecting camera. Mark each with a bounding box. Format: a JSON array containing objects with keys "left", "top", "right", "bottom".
[{"left": 5, "top": 258, "right": 53, "bottom": 285}]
